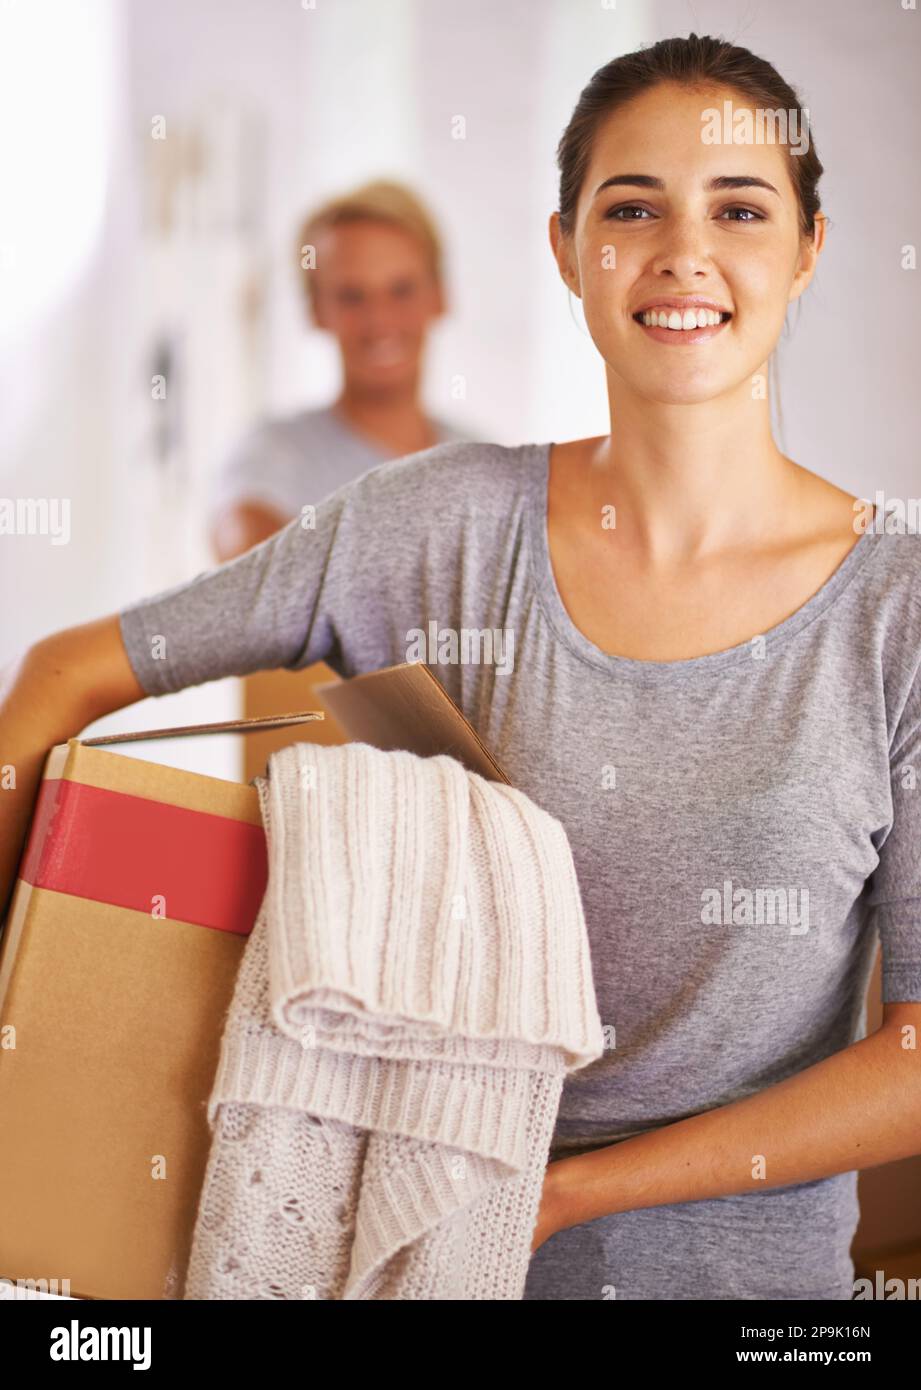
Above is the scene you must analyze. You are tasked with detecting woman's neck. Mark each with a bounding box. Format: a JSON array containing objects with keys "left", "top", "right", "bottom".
[{"left": 586, "top": 383, "right": 799, "bottom": 563}]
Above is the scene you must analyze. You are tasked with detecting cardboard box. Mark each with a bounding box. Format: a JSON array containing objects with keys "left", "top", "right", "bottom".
[
  {"left": 238, "top": 657, "right": 511, "bottom": 787},
  {"left": 241, "top": 662, "right": 350, "bottom": 786},
  {"left": 0, "top": 710, "right": 324, "bottom": 1301},
  {"left": 315, "top": 661, "right": 510, "bottom": 784},
  {"left": 0, "top": 662, "right": 509, "bottom": 1301}
]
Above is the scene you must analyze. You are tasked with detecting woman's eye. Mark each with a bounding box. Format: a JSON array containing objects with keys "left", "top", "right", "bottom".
[
  {"left": 720, "top": 206, "right": 766, "bottom": 222},
  {"left": 604, "top": 204, "right": 766, "bottom": 223},
  {"left": 605, "top": 204, "right": 653, "bottom": 220}
]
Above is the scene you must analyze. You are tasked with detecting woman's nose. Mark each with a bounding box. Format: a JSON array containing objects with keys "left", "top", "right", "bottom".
[{"left": 650, "top": 218, "right": 713, "bottom": 280}]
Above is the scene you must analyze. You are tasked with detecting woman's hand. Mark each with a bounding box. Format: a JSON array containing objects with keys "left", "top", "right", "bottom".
[{"left": 530, "top": 1158, "right": 571, "bottom": 1253}]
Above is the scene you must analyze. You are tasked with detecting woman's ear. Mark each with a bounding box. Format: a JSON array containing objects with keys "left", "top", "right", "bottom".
[
  {"left": 789, "top": 212, "right": 827, "bottom": 306},
  {"left": 549, "top": 211, "right": 582, "bottom": 299}
]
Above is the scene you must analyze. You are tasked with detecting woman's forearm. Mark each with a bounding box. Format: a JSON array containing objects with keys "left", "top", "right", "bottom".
[
  {"left": 0, "top": 644, "right": 77, "bottom": 918},
  {"left": 547, "top": 1013, "right": 921, "bottom": 1233},
  {"left": 0, "top": 617, "right": 148, "bottom": 918}
]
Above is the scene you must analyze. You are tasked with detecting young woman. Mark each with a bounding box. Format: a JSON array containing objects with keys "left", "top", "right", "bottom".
[{"left": 2, "top": 34, "right": 920, "bottom": 1301}]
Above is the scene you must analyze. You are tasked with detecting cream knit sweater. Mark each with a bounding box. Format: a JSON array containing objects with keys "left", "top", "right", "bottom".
[{"left": 183, "top": 740, "right": 603, "bottom": 1300}]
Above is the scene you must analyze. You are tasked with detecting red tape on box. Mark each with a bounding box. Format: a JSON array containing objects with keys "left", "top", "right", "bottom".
[{"left": 19, "top": 778, "right": 266, "bottom": 936}]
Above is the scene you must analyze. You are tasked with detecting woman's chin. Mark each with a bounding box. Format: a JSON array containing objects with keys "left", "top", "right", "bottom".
[{"left": 630, "top": 377, "right": 739, "bottom": 407}]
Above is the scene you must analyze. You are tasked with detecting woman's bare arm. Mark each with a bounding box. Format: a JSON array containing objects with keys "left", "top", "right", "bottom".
[
  {"left": 536, "top": 1004, "right": 921, "bottom": 1247},
  {"left": 0, "top": 614, "right": 148, "bottom": 919}
]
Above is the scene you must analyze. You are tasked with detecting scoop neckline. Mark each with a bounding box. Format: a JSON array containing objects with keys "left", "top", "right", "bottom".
[{"left": 525, "top": 440, "right": 879, "bottom": 681}]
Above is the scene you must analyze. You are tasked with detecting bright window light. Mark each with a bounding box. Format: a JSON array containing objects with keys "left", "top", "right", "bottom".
[{"left": 0, "top": 0, "right": 115, "bottom": 344}]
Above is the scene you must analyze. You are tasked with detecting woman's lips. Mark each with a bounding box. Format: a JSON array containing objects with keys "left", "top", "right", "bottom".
[{"left": 633, "top": 311, "right": 731, "bottom": 345}]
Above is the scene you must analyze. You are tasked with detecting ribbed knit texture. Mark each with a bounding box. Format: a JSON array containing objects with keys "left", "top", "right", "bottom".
[{"left": 183, "top": 740, "right": 604, "bottom": 1300}]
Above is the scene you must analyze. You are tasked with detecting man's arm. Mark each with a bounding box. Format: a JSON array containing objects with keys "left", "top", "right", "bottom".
[
  {"left": 541, "top": 1003, "right": 921, "bottom": 1237},
  {"left": 209, "top": 499, "right": 289, "bottom": 564}
]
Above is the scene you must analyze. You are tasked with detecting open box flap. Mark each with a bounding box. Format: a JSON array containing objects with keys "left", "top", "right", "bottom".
[
  {"left": 79, "top": 711, "right": 325, "bottom": 747},
  {"left": 314, "top": 660, "right": 511, "bottom": 785}
]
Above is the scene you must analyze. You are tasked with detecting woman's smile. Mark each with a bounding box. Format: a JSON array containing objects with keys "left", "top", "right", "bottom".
[{"left": 632, "top": 301, "right": 733, "bottom": 345}]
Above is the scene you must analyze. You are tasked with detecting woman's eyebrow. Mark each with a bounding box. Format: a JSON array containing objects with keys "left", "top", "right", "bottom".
[{"left": 593, "top": 173, "right": 780, "bottom": 196}]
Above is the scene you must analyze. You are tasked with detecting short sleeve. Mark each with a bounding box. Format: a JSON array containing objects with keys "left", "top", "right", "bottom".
[
  {"left": 118, "top": 463, "right": 411, "bottom": 697},
  {"left": 865, "top": 663, "right": 921, "bottom": 1003}
]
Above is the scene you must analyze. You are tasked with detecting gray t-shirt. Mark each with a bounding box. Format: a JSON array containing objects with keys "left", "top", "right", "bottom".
[
  {"left": 207, "top": 403, "right": 473, "bottom": 521},
  {"left": 119, "top": 439, "right": 921, "bottom": 1300}
]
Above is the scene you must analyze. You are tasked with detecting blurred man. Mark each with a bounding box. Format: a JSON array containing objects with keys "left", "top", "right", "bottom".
[
  {"left": 209, "top": 178, "right": 471, "bottom": 563},
  {"left": 207, "top": 179, "right": 473, "bottom": 777}
]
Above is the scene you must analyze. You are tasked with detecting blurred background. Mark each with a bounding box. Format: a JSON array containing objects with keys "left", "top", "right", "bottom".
[{"left": 1, "top": 0, "right": 919, "bottom": 1292}]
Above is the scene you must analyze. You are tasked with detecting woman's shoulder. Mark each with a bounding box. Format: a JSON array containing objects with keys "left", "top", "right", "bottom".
[
  {"left": 861, "top": 523, "right": 921, "bottom": 594},
  {"left": 803, "top": 473, "right": 921, "bottom": 623},
  {"left": 348, "top": 437, "right": 545, "bottom": 513},
  {"left": 856, "top": 527, "right": 921, "bottom": 698}
]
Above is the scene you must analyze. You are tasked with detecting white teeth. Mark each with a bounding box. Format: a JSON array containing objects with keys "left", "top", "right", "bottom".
[{"left": 641, "top": 308, "right": 726, "bottom": 329}]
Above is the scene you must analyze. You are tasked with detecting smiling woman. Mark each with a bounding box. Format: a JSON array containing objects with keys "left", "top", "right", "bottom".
[
  {"left": 550, "top": 50, "right": 826, "bottom": 427},
  {"left": 3, "top": 31, "right": 921, "bottom": 1306},
  {"left": 542, "top": 36, "right": 856, "bottom": 667}
]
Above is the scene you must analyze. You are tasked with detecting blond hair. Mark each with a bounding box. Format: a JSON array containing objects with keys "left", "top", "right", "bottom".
[{"left": 295, "top": 179, "right": 445, "bottom": 309}]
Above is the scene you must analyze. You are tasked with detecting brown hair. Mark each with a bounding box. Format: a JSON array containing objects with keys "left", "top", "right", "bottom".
[
  {"left": 295, "top": 178, "right": 445, "bottom": 311},
  {"left": 556, "top": 33, "right": 824, "bottom": 240}
]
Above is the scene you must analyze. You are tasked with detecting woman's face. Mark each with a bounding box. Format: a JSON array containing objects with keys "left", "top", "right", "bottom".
[
  {"left": 551, "top": 82, "right": 824, "bottom": 407},
  {"left": 311, "top": 219, "right": 444, "bottom": 390}
]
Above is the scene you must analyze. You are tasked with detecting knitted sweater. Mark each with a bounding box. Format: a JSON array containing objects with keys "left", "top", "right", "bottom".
[{"left": 183, "top": 740, "right": 604, "bottom": 1300}]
